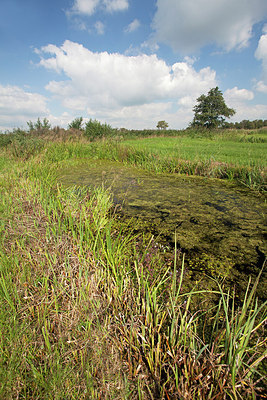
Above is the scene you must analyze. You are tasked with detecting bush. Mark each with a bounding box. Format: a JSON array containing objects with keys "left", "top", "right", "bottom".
[
  {"left": 84, "top": 119, "right": 114, "bottom": 140},
  {"left": 68, "top": 117, "right": 84, "bottom": 130},
  {"left": 8, "top": 130, "right": 44, "bottom": 159},
  {"left": 0, "top": 132, "right": 13, "bottom": 148}
]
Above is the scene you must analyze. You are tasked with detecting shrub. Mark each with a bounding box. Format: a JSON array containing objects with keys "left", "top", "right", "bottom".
[
  {"left": 0, "top": 132, "right": 13, "bottom": 148},
  {"left": 84, "top": 119, "right": 114, "bottom": 140},
  {"left": 8, "top": 130, "right": 44, "bottom": 159},
  {"left": 68, "top": 117, "right": 84, "bottom": 130}
]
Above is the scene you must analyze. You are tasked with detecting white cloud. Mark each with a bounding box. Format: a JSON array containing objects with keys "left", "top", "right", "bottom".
[
  {"left": 100, "top": 102, "right": 174, "bottom": 129},
  {"left": 0, "top": 85, "right": 49, "bottom": 131},
  {"left": 95, "top": 21, "right": 105, "bottom": 34},
  {"left": 224, "top": 87, "right": 254, "bottom": 102},
  {"left": 103, "top": 0, "right": 128, "bottom": 13},
  {"left": 224, "top": 86, "right": 267, "bottom": 123},
  {"left": 254, "top": 80, "right": 267, "bottom": 94},
  {"left": 88, "top": 101, "right": 196, "bottom": 129},
  {"left": 178, "top": 96, "right": 195, "bottom": 108},
  {"left": 255, "top": 26, "right": 267, "bottom": 66},
  {"left": 124, "top": 19, "right": 140, "bottom": 33},
  {"left": 230, "top": 104, "right": 267, "bottom": 123},
  {"left": 255, "top": 25, "right": 267, "bottom": 86},
  {"left": 71, "top": 0, "right": 100, "bottom": 16},
  {"left": 36, "top": 40, "right": 217, "bottom": 127},
  {"left": 48, "top": 112, "right": 79, "bottom": 128},
  {"left": 69, "top": 0, "right": 128, "bottom": 16},
  {"left": 152, "top": 0, "right": 267, "bottom": 52}
]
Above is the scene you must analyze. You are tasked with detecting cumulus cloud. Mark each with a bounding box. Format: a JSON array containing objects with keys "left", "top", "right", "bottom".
[
  {"left": 36, "top": 40, "right": 217, "bottom": 127},
  {"left": 99, "top": 102, "right": 174, "bottom": 129},
  {"left": 70, "top": 0, "right": 99, "bottom": 16},
  {"left": 152, "top": 0, "right": 267, "bottom": 52},
  {"left": 38, "top": 40, "right": 216, "bottom": 105},
  {"left": 48, "top": 112, "right": 79, "bottom": 128},
  {"left": 230, "top": 104, "right": 267, "bottom": 123},
  {"left": 254, "top": 80, "right": 267, "bottom": 94},
  {"left": 224, "top": 86, "right": 267, "bottom": 123},
  {"left": 255, "top": 25, "right": 267, "bottom": 69},
  {"left": 69, "top": 0, "right": 128, "bottom": 16},
  {"left": 224, "top": 87, "right": 254, "bottom": 102},
  {"left": 87, "top": 101, "right": 196, "bottom": 129},
  {"left": 124, "top": 19, "right": 140, "bottom": 33},
  {"left": 0, "top": 84, "right": 49, "bottom": 130},
  {"left": 104, "top": 0, "right": 128, "bottom": 13},
  {"left": 255, "top": 24, "right": 267, "bottom": 91}
]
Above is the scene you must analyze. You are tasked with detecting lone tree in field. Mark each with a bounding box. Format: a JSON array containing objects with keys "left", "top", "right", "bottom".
[
  {"left": 157, "top": 120, "right": 169, "bottom": 129},
  {"left": 191, "top": 87, "right": 235, "bottom": 129}
]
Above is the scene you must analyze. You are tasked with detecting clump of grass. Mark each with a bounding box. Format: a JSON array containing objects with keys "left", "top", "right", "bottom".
[
  {"left": 0, "top": 165, "right": 132, "bottom": 398},
  {"left": 114, "top": 249, "right": 267, "bottom": 399}
]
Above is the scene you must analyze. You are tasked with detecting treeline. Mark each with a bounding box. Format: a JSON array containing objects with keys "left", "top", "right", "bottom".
[
  {"left": 223, "top": 119, "right": 267, "bottom": 129},
  {"left": 1, "top": 117, "right": 267, "bottom": 146}
]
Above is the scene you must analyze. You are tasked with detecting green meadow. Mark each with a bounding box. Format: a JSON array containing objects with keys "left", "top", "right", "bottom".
[
  {"left": 123, "top": 134, "right": 266, "bottom": 167},
  {"left": 0, "top": 127, "right": 266, "bottom": 399}
]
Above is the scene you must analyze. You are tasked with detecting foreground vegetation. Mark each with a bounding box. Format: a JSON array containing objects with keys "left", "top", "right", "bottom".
[{"left": 0, "top": 129, "right": 266, "bottom": 399}]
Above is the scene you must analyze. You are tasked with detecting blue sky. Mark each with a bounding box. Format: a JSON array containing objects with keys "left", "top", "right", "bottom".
[{"left": 1, "top": 0, "right": 267, "bottom": 130}]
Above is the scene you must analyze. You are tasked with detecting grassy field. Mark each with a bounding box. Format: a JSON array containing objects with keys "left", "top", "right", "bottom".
[
  {"left": 118, "top": 130, "right": 266, "bottom": 192},
  {"left": 122, "top": 133, "right": 267, "bottom": 167},
  {"left": 0, "top": 131, "right": 266, "bottom": 399}
]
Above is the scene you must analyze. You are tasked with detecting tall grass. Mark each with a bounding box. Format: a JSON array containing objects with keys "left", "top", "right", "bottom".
[
  {"left": 42, "top": 140, "right": 266, "bottom": 192},
  {"left": 0, "top": 146, "right": 266, "bottom": 399},
  {"left": 48, "top": 139, "right": 267, "bottom": 191},
  {"left": 0, "top": 165, "right": 130, "bottom": 398},
  {"left": 27, "top": 141, "right": 263, "bottom": 193},
  {"left": 1, "top": 127, "right": 266, "bottom": 191}
]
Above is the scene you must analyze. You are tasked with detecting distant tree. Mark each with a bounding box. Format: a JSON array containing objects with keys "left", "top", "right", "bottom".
[
  {"left": 27, "top": 118, "right": 51, "bottom": 132},
  {"left": 27, "top": 120, "right": 35, "bottom": 132},
  {"left": 222, "top": 121, "right": 235, "bottom": 129},
  {"left": 157, "top": 120, "right": 169, "bottom": 129},
  {"left": 68, "top": 117, "right": 83, "bottom": 130},
  {"left": 223, "top": 119, "right": 267, "bottom": 129},
  {"left": 191, "top": 87, "right": 235, "bottom": 129},
  {"left": 42, "top": 118, "right": 51, "bottom": 130},
  {"left": 256, "top": 119, "right": 264, "bottom": 128}
]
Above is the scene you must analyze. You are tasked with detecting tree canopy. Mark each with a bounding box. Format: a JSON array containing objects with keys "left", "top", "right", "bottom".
[
  {"left": 191, "top": 87, "right": 235, "bottom": 129},
  {"left": 157, "top": 120, "right": 169, "bottom": 129}
]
